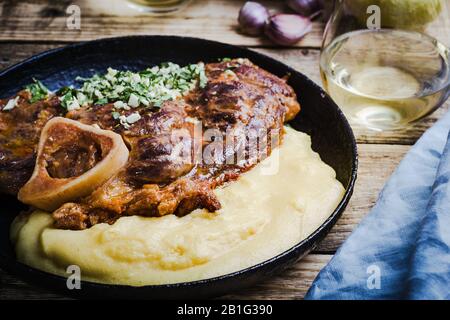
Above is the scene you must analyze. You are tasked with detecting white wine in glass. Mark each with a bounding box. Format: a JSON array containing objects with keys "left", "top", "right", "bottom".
[{"left": 320, "top": 0, "right": 450, "bottom": 131}]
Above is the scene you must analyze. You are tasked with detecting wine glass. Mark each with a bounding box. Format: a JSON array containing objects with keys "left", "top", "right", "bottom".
[{"left": 320, "top": 0, "right": 450, "bottom": 131}]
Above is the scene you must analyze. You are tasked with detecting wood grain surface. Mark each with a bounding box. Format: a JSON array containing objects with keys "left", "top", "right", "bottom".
[{"left": 0, "top": 0, "right": 448, "bottom": 300}]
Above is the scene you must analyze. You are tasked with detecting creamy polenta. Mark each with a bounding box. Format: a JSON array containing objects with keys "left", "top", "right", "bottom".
[{"left": 11, "top": 127, "right": 344, "bottom": 286}]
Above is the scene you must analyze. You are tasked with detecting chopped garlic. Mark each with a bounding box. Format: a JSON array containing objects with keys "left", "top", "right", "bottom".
[
  {"left": 94, "top": 89, "right": 104, "bottom": 99},
  {"left": 131, "top": 74, "right": 141, "bottom": 84},
  {"left": 126, "top": 112, "right": 141, "bottom": 124},
  {"left": 114, "top": 85, "right": 125, "bottom": 94},
  {"left": 117, "top": 112, "right": 141, "bottom": 129},
  {"left": 105, "top": 68, "right": 118, "bottom": 82},
  {"left": 118, "top": 115, "right": 131, "bottom": 129},
  {"left": 114, "top": 101, "right": 129, "bottom": 110},
  {"left": 67, "top": 97, "right": 81, "bottom": 111},
  {"left": 107, "top": 67, "right": 118, "bottom": 77},
  {"left": 141, "top": 77, "right": 150, "bottom": 87},
  {"left": 76, "top": 92, "right": 89, "bottom": 107},
  {"left": 2, "top": 96, "right": 19, "bottom": 111},
  {"left": 59, "top": 62, "right": 208, "bottom": 111},
  {"left": 140, "top": 98, "right": 150, "bottom": 107},
  {"left": 128, "top": 93, "right": 139, "bottom": 108}
]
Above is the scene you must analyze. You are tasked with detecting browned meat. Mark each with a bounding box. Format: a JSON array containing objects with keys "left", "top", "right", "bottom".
[
  {"left": 0, "top": 59, "right": 300, "bottom": 230},
  {"left": 0, "top": 91, "right": 62, "bottom": 194},
  {"left": 67, "top": 101, "right": 197, "bottom": 186},
  {"left": 55, "top": 100, "right": 221, "bottom": 229},
  {"left": 52, "top": 59, "right": 300, "bottom": 229}
]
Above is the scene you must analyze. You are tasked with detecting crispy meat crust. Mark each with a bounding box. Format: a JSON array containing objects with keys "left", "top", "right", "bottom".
[{"left": 0, "top": 91, "right": 63, "bottom": 194}]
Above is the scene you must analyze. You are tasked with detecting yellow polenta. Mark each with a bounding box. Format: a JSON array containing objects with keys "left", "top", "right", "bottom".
[{"left": 11, "top": 127, "right": 344, "bottom": 286}]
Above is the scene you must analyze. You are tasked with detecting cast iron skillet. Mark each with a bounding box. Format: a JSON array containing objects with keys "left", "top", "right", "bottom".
[{"left": 0, "top": 36, "right": 358, "bottom": 299}]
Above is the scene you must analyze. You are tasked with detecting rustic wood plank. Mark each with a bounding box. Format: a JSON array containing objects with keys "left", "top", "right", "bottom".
[
  {"left": 1, "top": 43, "right": 448, "bottom": 145},
  {"left": 224, "top": 254, "right": 331, "bottom": 300},
  {"left": 317, "top": 143, "right": 410, "bottom": 252},
  {"left": 0, "top": 269, "right": 70, "bottom": 300},
  {"left": 0, "top": 0, "right": 324, "bottom": 47},
  {"left": 0, "top": 43, "right": 60, "bottom": 69},
  {"left": 0, "top": 254, "right": 330, "bottom": 300},
  {"left": 2, "top": 0, "right": 447, "bottom": 48}
]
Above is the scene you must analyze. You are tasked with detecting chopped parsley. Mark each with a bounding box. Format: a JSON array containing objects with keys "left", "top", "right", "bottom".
[
  {"left": 57, "top": 87, "right": 81, "bottom": 111},
  {"left": 58, "top": 62, "right": 208, "bottom": 112},
  {"left": 19, "top": 61, "right": 210, "bottom": 128},
  {"left": 24, "top": 79, "right": 49, "bottom": 103}
]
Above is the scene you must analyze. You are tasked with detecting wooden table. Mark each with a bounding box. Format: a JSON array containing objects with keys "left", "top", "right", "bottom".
[{"left": 0, "top": 0, "right": 448, "bottom": 300}]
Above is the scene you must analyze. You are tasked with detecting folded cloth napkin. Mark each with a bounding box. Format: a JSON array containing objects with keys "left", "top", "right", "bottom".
[{"left": 305, "top": 110, "right": 450, "bottom": 300}]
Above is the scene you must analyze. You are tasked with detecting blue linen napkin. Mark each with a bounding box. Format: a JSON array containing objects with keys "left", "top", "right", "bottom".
[{"left": 305, "top": 110, "right": 450, "bottom": 300}]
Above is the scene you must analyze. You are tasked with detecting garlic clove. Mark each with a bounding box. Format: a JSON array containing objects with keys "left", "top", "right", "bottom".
[
  {"left": 287, "top": 0, "right": 323, "bottom": 17},
  {"left": 238, "top": 1, "right": 270, "bottom": 36},
  {"left": 265, "top": 14, "right": 312, "bottom": 46}
]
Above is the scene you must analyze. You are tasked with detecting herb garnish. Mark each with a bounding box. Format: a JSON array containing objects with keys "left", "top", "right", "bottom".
[
  {"left": 25, "top": 79, "right": 49, "bottom": 103},
  {"left": 19, "top": 62, "right": 209, "bottom": 128},
  {"left": 57, "top": 62, "right": 208, "bottom": 112}
]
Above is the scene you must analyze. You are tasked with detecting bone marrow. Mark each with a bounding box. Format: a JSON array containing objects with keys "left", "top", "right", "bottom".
[
  {"left": 18, "top": 117, "right": 129, "bottom": 211},
  {"left": 45, "top": 128, "right": 104, "bottom": 179}
]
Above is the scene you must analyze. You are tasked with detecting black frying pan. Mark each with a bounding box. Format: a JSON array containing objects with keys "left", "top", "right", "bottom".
[{"left": 0, "top": 36, "right": 357, "bottom": 299}]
